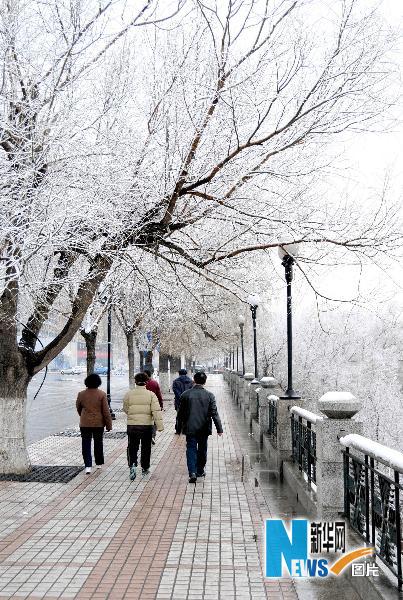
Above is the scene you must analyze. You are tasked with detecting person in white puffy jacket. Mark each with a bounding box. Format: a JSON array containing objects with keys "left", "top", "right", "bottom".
[{"left": 123, "top": 372, "right": 164, "bottom": 480}]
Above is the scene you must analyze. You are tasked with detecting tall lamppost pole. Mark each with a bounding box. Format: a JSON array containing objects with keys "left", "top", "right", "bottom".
[
  {"left": 278, "top": 241, "right": 301, "bottom": 399},
  {"left": 238, "top": 315, "right": 245, "bottom": 375},
  {"left": 247, "top": 294, "right": 260, "bottom": 382},
  {"left": 106, "top": 304, "right": 116, "bottom": 420}
]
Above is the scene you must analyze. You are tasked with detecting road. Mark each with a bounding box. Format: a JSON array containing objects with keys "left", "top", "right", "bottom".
[{"left": 26, "top": 372, "right": 130, "bottom": 443}]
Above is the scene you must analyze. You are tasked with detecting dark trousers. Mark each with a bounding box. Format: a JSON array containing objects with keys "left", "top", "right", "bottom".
[
  {"left": 127, "top": 425, "right": 153, "bottom": 470},
  {"left": 186, "top": 434, "right": 208, "bottom": 476},
  {"left": 80, "top": 427, "right": 104, "bottom": 467},
  {"left": 175, "top": 408, "right": 180, "bottom": 434}
]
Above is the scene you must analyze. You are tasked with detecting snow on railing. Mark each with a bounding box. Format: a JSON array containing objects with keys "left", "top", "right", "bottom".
[
  {"left": 340, "top": 433, "right": 403, "bottom": 474},
  {"left": 290, "top": 406, "right": 324, "bottom": 424}
]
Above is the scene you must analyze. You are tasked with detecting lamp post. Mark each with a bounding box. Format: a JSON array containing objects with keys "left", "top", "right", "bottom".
[
  {"left": 278, "top": 240, "right": 301, "bottom": 399},
  {"left": 106, "top": 304, "right": 116, "bottom": 420},
  {"left": 99, "top": 285, "right": 115, "bottom": 420},
  {"left": 238, "top": 315, "right": 245, "bottom": 375},
  {"left": 247, "top": 294, "right": 260, "bottom": 382}
]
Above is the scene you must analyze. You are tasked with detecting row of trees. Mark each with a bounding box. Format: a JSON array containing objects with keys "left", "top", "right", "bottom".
[
  {"left": 1, "top": 0, "right": 401, "bottom": 471},
  {"left": 256, "top": 289, "right": 403, "bottom": 451}
]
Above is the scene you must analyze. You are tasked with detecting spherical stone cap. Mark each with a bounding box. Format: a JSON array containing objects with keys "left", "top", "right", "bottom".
[
  {"left": 244, "top": 372, "right": 254, "bottom": 381},
  {"left": 318, "top": 391, "right": 362, "bottom": 419},
  {"left": 260, "top": 376, "right": 277, "bottom": 388}
]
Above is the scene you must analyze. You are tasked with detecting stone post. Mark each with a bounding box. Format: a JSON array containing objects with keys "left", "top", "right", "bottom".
[
  {"left": 249, "top": 382, "right": 260, "bottom": 420},
  {"left": 260, "top": 380, "right": 303, "bottom": 476},
  {"left": 237, "top": 373, "right": 244, "bottom": 407},
  {"left": 242, "top": 373, "right": 254, "bottom": 413},
  {"left": 231, "top": 370, "right": 237, "bottom": 397},
  {"left": 316, "top": 391, "right": 363, "bottom": 520},
  {"left": 258, "top": 377, "right": 278, "bottom": 435},
  {"left": 246, "top": 379, "right": 260, "bottom": 429}
]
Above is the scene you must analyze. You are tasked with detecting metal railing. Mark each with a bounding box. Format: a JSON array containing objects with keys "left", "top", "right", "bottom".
[
  {"left": 267, "top": 395, "right": 278, "bottom": 445},
  {"left": 340, "top": 434, "right": 403, "bottom": 590},
  {"left": 290, "top": 407, "right": 323, "bottom": 489}
]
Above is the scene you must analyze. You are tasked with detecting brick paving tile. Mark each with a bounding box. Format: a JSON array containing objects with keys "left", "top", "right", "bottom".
[{"left": 0, "top": 381, "right": 302, "bottom": 599}]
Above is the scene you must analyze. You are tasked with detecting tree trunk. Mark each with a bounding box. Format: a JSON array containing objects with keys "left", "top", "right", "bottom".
[
  {"left": 126, "top": 331, "right": 135, "bottom": 388},
  {"left": 0, "top": 282, "right": 32, "bottom": 473},
  {"left": 0, "top": 350, "right": 31, "bottom": 473},
  {"left": 144, "top": 350, "right": 154, "bottom": 374},
  {"left": 81, "top": 329, "right": 98, "bottom": 376},
  {"left": 159, "top": 352, "right": 170, "bottom": 394},
  {"left": 185, "top": 356, "right": 192, "bottom": 372},
  {"left": 139, "top": 350, "right": 144, "bottom": 372},
  {"left": 170, "top": 355, "right": 181, "bottom": 374}
]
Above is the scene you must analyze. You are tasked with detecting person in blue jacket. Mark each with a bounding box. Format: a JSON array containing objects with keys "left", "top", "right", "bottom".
[{"left": 172, "top": 368, "right": 193, "bottom": 433}]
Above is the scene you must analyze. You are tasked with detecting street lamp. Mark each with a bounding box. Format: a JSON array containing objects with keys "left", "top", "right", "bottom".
[
  {"left": 247, "top": 294, "right": 260, "bottom": 382},
  {"left": 238, "top": 315, "right": 245, "bottom": 375},
  {"left": 100, "top": 285, "right": 116, "bottom": 421},
  {"left": 106, "top": 304, "right": 116, "bottom": 420},
  {"left": 278, "top": 240, "right": 301, "bottom": 399}
]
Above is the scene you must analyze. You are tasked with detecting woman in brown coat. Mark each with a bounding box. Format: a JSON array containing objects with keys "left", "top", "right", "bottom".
[{"left": 76, "top": 373, "right": 113, "bottom": 474}]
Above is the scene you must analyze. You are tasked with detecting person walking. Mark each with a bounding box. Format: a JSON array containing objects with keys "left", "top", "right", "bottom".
[
  {"left": 76, "top": 373, "right": 113, "bottom": 474},
  {"left": 144, "top": 369, "right": 164, "bottom": 445},
  {"left": 123, "top": 372, "right": 164, "bottom": 480},
  {"left": 172, "top": 368, "right": 193, "bottom": 434},
  {"left": 176, "top": 371, "right": 223, "bottom": 484}
]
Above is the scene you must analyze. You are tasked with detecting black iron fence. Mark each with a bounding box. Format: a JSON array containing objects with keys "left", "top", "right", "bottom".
[
  {"left": 343, "top": 447, "right": 402, "bottom": 589},
  {"left": 267, "top": 397, "right": 278, "bottom": 445},
  {"left": 290, "top": 412, "right": 317, "bottom": 487}
]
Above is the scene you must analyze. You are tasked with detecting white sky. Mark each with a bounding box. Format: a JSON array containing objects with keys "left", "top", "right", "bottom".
[{"left": 302, "top": 0, "right": 403, "bottom": 304}]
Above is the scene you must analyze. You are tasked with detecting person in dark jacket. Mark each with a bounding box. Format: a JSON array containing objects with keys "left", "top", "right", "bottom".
[
  {"left": 172, "top": 368, "right": 193, "bottom": 434},
  {"left": 176, "top": 371, "right": 223, "bottom": 483},
  {"left": 76, "top": 373, "right": 113, "bottom": 474}
]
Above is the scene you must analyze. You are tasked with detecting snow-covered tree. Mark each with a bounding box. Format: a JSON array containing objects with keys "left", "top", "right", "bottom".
[
  {"left": 260, "top": 295, "right": 403, "bottom": 452},
  {"left": 0, "top": 0, "right": 401, "bottom": 473}
]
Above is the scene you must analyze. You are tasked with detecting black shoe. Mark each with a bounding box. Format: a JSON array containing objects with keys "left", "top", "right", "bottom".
[
  {"left": 197, "top": 471, "right": 206, "bottom": 478},
  {"left": 142, "top": 468, "right": 150, "bottom": 475},
  {"left": 188, "top": 473, "right": 197, "bottom": 484},
  {"left": 151, "top": 438, "right": 156, "bottom": 445}
]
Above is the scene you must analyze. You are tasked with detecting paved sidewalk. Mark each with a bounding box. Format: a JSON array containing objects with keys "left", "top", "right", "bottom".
[{"left": 0, "top": 376, "right": 298, "bottom": 599}]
